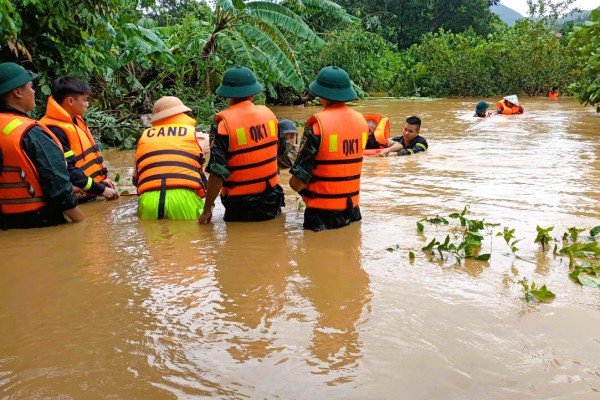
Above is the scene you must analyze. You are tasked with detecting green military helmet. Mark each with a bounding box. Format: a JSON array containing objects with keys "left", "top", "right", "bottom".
[
  {"left": 0, "top": 62, "right": 38, "bottom": 96},
  {"left": 308, "top": 66, "right": 357, "bottom": 102},
  {"left": 215, "top": 66, "right": 263, "bottom": 98}
]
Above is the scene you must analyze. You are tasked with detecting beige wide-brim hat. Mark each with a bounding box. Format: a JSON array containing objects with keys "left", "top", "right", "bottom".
[
  {"left": 503, "top": 95, "right": 520, "bottom": 106},
  {"left": 151, "top": 96, "right": 192, "bottom": 122}
]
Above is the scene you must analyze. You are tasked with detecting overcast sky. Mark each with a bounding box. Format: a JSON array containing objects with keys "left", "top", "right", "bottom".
[{"left": 500, "top": 0, "right": 600, "bottom": 15}]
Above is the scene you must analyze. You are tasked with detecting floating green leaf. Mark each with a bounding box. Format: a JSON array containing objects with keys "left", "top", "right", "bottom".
[
  {"left": 474, "top": 254, "right": 491, "bottom": 261},
  {"left": 409, "top": 251, "right": 415, "bottom": 260},
  {"left": 417, "top": 221, "right": 424, "bottom": 233},
  {"left": 114, "top": 172, "right": 121, "bottom": 183},
  {"left": 428, "top": 215, "right": 449, "bottom": 225},
  {"left": 591, "top": 226, "right": 600, "bottom": 237}
]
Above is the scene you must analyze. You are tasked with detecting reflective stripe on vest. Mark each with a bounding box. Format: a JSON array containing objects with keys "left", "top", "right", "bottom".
[
  {"left": 363, "top": 113, "right": 390, "bottom": 148},
  {"left": 216, "top": 101, "right": 279, "bottom": 196},
  {"left": 135, "top": 124, "right": 206, "bottom": 196},
  {"left": 303, "top": 104, "right": 368, "bottom": 210},
  {"left": 40, "top": 96, "right": 107, "bottom": 184},
  {"left": 0, "top": 114, "right": 56, "bottom": 214}
]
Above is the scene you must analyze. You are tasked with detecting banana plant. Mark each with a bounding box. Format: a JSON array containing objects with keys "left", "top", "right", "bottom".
[{"left": 200, "top": 0, "right": 325, "bottom": 94}]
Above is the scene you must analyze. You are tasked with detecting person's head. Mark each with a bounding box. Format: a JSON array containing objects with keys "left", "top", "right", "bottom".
[
  {"left": 475, "top": 101, "right": 489, "bottom": 116},
  {"left": 308, "top": 66, "right": 357, "bottom": 105},
  {"left": 216, "top": 66, "right": 263, "bottom": 104},
  {"left": 278, "top": 119, "right": 298, "bottom": 146},
  {"left": 403, "top": 116, "right": 421, "bottom": 143},
  {"left": 150, "top": 96, "right": 192, "bottom": 124},
  {"left": 551, "top": 86, "right": 558, "bottom": 93},
  {"left": 367, "top": 119, "right": 377, "bottom": 135},
  {"left": 0, "top": 62, "right": 38, "bottom": 112},
  {"left": 52, "top": 77, "right": 91, "bottom": 117}
]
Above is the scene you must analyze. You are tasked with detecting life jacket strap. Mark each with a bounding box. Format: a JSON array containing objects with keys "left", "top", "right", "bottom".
[
  {"left": 311, "top": 173, "right": 361, "bottom": 182},
  {"left": 0, "top": 196, "right": 44, "bottom": 204},
  {"left": 314, "top": 157, "right": 363, "bottom": 166},
  {"left": 138, "top": 161, "right": 200, "bottom": 177},
  {"left": 137, "top": 173, "right": 205, "bottom": 188},
  {"left": 222, "top": 171, "right": 278, "bottom": 188},
  {"left": 227, "top": 156, "right": 278, "bottom": 171},
  {"left": 227, "top": 140, "right": 277, "bottom": 157},
  {"left": 299, "top": 190, "right": 360, "bottom": 199},
  {"left": 136, "top": 149, "right": 202, "bottom": 167}
]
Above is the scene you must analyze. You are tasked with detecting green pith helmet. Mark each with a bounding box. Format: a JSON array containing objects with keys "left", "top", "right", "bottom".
[
  {"left": 215, "top": 66, "right": 263, "bottom": 98},
  {"left": 0, "top": 62, "right": 38, "bottom": 96},
  {"left": 308, "top": 66, "right": 357, "bottom": 102}
]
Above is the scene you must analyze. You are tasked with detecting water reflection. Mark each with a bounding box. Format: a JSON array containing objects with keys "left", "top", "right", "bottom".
[
  {"left": 212, "top": 217, "right": 291, "bottom": 362},
  {"left": 294, "top": 225, "right": 371, "bottom": 383}
]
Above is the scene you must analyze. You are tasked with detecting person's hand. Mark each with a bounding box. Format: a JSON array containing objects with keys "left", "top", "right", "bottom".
[
  {"left": 73, "top": 186, "right": 87, "bottom": 199},
  {"left": 377, "top": 149, "right": 390, "bottom": 157},
  {"left": 102, "top": 179, "right": 116, "bottom": 190},
  {"left": 102, "top": 187, "right": 119, "bottom": 200},
  {"left": 198, "top": 209, "right": 213, "bottom": 224}
]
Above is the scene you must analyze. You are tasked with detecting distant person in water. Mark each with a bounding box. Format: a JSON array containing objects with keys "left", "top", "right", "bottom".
[
  {"left": 474, "top": 101, "right": 491, "bottom": 118},
  {"left": 547, "top": 86, "right": 559, "bottom": 98},
  {"left": 497, "top": 95, "right": 524, "bottom": 115},
  {"left": 378, "top": 116, "right": 428, "bottom": 157},
  {"left": 277, "top": 119, "right": 298, "bottom": 169}
]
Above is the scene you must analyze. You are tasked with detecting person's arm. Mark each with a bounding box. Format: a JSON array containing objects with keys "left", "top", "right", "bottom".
[
  {"left": 379, "top": 137, "right": 404, "bottom": 156},
  {"left": 47, "top": 125, "right": 114, "bottom": 199},
  {"left": 22, "top": 126, "right": 84, "bottom": 222},
  {"left": 289, "top": 123, "right": 321, "bottom": 191},
  {"left": 396, "top": 137, "right": 428, "bottom": 156},
  {"left": 198, "top": 121, "right": 231, "bottom": 224}
]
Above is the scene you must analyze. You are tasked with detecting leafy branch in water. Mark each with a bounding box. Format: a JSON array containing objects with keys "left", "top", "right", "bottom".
[
  {"left": 421, "top": 206, "right": 490, "bottom": 265},
  {"left": 560, "top": 241, "right": 600, "bottom": 267},
  {"left": 534, "top": 225, "right": 555, "bottom": 251},
  {"left": 569, "top": 262, "right": 600, "bottom": 288},
  {"left": 563, "top": 227, "right": 585, "bottom": 242},
  {"left": 496, "top": 227, "right": 522, "bottom": 257},
  {"left": 518, "top": 277, "right": 555, "bottom": 303}
]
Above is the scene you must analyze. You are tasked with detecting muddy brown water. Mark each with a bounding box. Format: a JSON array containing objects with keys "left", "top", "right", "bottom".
[{"left": 1, "top": 97, "right": 600, "bottom": 399}]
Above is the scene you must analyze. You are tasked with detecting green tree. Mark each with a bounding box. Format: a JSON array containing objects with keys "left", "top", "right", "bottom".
[
  {"left": 568, "top": 9, "right": 600, "bottom": 112},
  {"left": 332, "top": 0, "right": 499, "bottom": 48}
]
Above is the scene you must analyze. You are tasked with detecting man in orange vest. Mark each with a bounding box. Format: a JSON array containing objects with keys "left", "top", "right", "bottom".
[
  {"left": 198, "top": 66, "right": 284, "bottom": 223},
  {"left": 0, "top": 62, "right": 84, "bottom": 229},
  {"left": 41, "top": 77, "right": 118, "bottom": 202},
  {"left": 133, "top": 96, "right": 209, "bottom": 220},
  {"left": 289, "top": 66, "right": 368, "bottom": 231}
]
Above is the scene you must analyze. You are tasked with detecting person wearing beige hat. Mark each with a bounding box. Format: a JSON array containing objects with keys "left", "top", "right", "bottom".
[
  {"left": 132, "top": 96, "right": 209, "bottom": 220},
  {"left": 0, "top": 62, "right": 84, "bottom": 229}
]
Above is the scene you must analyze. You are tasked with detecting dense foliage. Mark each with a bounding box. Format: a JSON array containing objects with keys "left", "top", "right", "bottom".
[
  {"left": 391, "top": 21, "right": 578, "bottom": 97},
  {"left": 568, "top": 9, "right": 600, "bottom": 112},
  {"left": 0, "top": 0, "right": 598, "bottom": 148}
]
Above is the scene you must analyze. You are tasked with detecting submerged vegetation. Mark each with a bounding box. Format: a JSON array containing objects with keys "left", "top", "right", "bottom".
[
  {"left": 387, "top": 206, "right": 600, "bottom": 304},
  {"left": 1, "top": 0, "right": 599, "bottom": 147}
]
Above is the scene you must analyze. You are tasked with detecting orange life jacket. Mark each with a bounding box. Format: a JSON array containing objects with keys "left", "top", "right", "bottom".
[
  {"left": 548, "top": 91, "right": 559, "bottom": 98},
  {"left": 363, "top": 113, "right": 390, "bottom": 148},
  {"left": 215, "top": 100, "right": 279, "bottom": 196},
  {"left": 497, "top": 99, "right": 523, "bottom": 115},
  {"left": 303, "top": 103, "right": 368, "bottom": 211},
  {"left": 0, "top": 113, "right": 63, "bottom": 214},
  {"left": 135, "top": 115, "right": 206, "bottom": 197},
  {"left": 40, "top": 96, "right": 107, "bottom": 185}
]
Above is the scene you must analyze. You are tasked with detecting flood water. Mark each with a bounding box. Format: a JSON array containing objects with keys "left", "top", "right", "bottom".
[{"left": 1, "top": 97, "right": 600, "bottom": 399}]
